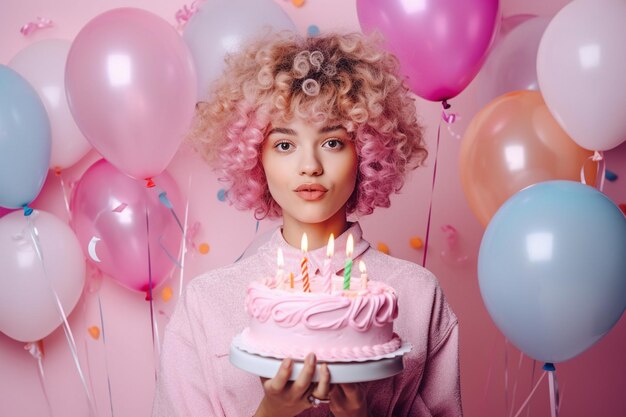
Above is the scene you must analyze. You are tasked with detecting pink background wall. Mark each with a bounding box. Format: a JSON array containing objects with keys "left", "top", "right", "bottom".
[{"left": 1, "top": 0, "right": 625, "bottom": 416}]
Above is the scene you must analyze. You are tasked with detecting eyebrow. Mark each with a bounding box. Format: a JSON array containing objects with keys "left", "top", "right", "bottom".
[{"left": 267, "top": 125, "right": 344, "bottom": 136}]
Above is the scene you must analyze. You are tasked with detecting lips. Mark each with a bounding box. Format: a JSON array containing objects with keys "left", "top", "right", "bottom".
[{"left": 294, "top": 183, "right": 328, "bottom": 201}]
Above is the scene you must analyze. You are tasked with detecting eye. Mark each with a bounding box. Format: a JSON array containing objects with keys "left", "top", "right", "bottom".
[
  {"left": 323, "top": 138, "right": 344, "bottom": 150},
  {"left": 274, "top": 141, "right": 293, "bottom": 152}
]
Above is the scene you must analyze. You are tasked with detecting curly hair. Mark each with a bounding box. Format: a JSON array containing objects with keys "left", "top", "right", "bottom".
[{"left": 191, "top": 31, "right": 427, "bottom": 219}]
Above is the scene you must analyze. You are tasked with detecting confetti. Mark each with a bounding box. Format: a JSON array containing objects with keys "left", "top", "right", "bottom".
[
  {"left": 377, "top": 242, "right": 389, "bottom": 254},
  {"left": 88, "top": 326, "right": 100, "bottom": 340},
  {"left": 292, "top": 0, "right": 305, "bottom": 7},
  {"left": 619, "top": 204, "right": 626, "bottom": 215},
  {"left": 409, "top": 237, "right": 423, "bottom": 250},
  {"left": 161, "top": 286, "right": 173, "bottom": 302},
  {"left": 307, "top": 25, "right": 320, "bottom": 36},
  {"left": 217, "top": 189, "right": 227, "bottom": 202},
  {"left": 199, "top": 242, "right": 210, "bottom": 254},
  {"left": 605, "top": 169, "right": 618, "bottom": 182}
]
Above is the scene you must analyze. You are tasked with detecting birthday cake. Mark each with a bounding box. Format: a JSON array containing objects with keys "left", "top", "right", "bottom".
[{"left": 234, "top": 272, "right": 402, "bottom": 362}]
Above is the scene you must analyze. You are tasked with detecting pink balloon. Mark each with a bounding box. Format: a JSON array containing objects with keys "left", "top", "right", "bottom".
[
  {"left": 70, "top": 159, "right": 183, "bottom": 295},
  {"left": 357, "top": 0, "right": 500, "bottom": 102},
  {"left": 65, "top": 8, "right": 197, "bottom": 180},
  {"left": 0, "top": 210, "right": 85, "bottom": 343},
  {"left": 0, "top": 206, "right": 14, "bottom": 218}
]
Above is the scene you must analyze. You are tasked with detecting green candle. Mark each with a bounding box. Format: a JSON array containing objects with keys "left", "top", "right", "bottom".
[{"left": 343, "top": 234, "right": 354, "bottom": 290}]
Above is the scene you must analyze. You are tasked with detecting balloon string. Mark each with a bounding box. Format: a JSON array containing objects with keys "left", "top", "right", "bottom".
[
  {"left": 54, "top": 169, "right": 72, "bottom": 219},
  {"left": 20, "top": 16, "right": 54, "bottom": 36},
  {"left": 580, "top": 151, "right": 605, "bottom": 191},
  {"left": 144, "top": 206, "right": 160, "bottom": 381},
  {"left": 421, "top": 104, "right": 444, "bottom": 268},
  {"left": 25, "top": 215, "right": 97, "bottom": 416},
  {"left": 24, "top": 342, "right": 54, "bottom": 417},
  {"left": 508, "top": 351, "right": 526, "bottom": 417},
  {"left": 511, "top": 371, "right": 548, "bottom": 417},
  {"left": 158, "top": 191, "right": 185, "bottom": 233},
  {"left": 175, "top": 0, "right": 204, "bottom": 30},
  {"left": 178, "top": 174, "right": 193, "bottom": 298},
  {"left": 480, "top": 333, "right": 500, "bottom": 417},
  {"left": 504, "top": 338, "right": 510, "bottom": 414},
  {"left": 545, "top": 363, "right": 560, "bottom": 417},
  {"left": 526, "top": 360, "right": 536, "bottom": 417},
  {"left": 97, "top": 294, "right": 116, "bottom": 417}
]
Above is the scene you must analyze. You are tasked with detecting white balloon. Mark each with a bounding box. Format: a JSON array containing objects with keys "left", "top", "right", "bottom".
[
  {"left": 9, "top": 39, "right": 92, "bottom": 170},
  {"left": 537, "top": 0, "right": 626, "bottom": 151},
  {"left": 183, "top": 0, "right": 296, "bottom": 100}
]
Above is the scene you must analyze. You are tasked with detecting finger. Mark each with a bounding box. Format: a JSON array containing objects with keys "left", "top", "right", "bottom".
[
  {"left": 266, "top": 358, "right": 292, "bottom": 394},
  {"left": 292, "top": 353, "right": 316, "bottom": 396},
  {"left": 311, "top": 363, "right": 331, "bottom": 399},
  {"left": 329, "top": 383, "right": 346, "bottom": 403}
]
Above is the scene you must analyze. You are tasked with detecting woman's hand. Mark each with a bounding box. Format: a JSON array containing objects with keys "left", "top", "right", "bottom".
[
  {"left": 254, "top": 353, "right": 331, "bottom": 417},
  {"left": 329, "top": 383, "right": 369, "bottom": 417}
]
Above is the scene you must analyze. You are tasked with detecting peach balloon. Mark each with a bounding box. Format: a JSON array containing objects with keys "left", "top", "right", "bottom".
[{"left": 459, "top": 91, "right": 597, "bottom": 226}]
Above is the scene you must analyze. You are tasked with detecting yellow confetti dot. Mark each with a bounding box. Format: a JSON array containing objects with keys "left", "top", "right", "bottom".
[
  {"left": 198, "top": 243, "right": 210, "bottom": 254},
  {"left": 409, "top": 237, "right": 423, "bottom": 250},
  {"left": 377, "top": 242, "right": 389, "bottom": 254},
  {"left": 292, "top": 0, "right": 305, "bottom": 7},
  {"left": 88, "top": 326, "right": 100, "bottom": 340},
  {"left": 161, "top": 286, "right": 173, "bottom": 302}
]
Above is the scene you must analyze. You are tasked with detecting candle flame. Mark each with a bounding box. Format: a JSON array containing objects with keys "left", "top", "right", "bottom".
[
  {"left": 346, "top": 234, "right": 354, "bottom": 257},
  {"left": 359, "top": 260, "right": 366, "bottom": 273},
  {"left": 301, "top": 233, "right": 308, "bottom": 253},
  {"left": 277, "top": 248, "right": 284, "bottom": 268},
  {"left": 326, "top": 234, "right": 335, "bottom": 257}
]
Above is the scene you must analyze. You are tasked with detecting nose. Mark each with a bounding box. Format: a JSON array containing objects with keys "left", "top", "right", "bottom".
[{"left": 299, "top": 149, "right": 323, "bottom": 176}]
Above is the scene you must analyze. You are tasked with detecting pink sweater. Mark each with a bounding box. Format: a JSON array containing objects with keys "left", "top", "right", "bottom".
[{"left": 153, "top": 223, "right": 462, "bottom": 416}]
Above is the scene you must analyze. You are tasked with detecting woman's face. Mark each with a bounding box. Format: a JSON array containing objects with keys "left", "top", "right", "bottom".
[{"left": 261, "top": 116, "right": 358, "bottom": 228}]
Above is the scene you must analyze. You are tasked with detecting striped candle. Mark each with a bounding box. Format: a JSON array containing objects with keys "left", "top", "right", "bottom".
[
  {"left": 343, "top": 234, "right": 354, "bottom": 290},
  {"left": 322, "top": 234, "right": 334, "bottom": 293},
  {"left": 300, "top": 233, "right": 311, "bottom": 292}
]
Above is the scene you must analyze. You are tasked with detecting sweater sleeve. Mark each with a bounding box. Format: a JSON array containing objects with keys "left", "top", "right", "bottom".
[
  {"left": 152, "top": 282, "right": 225, "bottom": 417},
  {"left": 418, "top": 285, "right": 463, "bottom": 417}
]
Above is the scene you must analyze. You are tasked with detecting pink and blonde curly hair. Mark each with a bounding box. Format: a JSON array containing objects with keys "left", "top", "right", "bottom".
[{"left": 191, "top": 31, "right": 427, "bottom": 219}]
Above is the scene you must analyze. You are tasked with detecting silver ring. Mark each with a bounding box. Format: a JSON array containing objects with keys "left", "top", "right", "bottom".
[{"left": 308, "top": 394, "right": 330, "bottom": 407}]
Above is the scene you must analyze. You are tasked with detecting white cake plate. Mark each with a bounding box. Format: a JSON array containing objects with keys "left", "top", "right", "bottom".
[{"left": 229, "top": 342, "right": 412, "bottom": 383}]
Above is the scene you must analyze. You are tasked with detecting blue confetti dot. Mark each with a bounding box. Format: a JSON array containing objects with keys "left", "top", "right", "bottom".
[
  {"left": 307, "top": 25, "right": 320, "bottom": 37},
  {"left": 217, "top": 189, "right": 226, "bottom": 202},
  {"left": 605, "top": 169, "right": 618, "bottom": 182}
]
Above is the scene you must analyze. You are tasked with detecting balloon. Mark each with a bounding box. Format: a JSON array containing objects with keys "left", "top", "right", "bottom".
[
  {"left": 0, "top": 65, "right": 51, "bottom": 209},
  {"left": 70, "top": 159, "right": 183, "bottom": 294},
  {"left": 357, "top": 0, "right": 500, "bottom": 102},
  {"left": 0, "top": 207, "right": 14, "bottom": 218},
  {"left": 537, "top": 0, "right": 626, "bottom": 151},
  {"left": 0, "top": 210, "right": 85, "bottom": 343},
  {"left": 9, "top": 39, "right": 91, "bottom": 170},
  {"left": 475, "top": 17, "right": 549, "bottom": 109},
  {"left": 478, "top": 180, "right": 626, "bottom": 363},
  {"left": 497, "top": 13, "right": 537, "bottom": 40},
  {"left": 460, "top": 91, "right": 597, "bottom": 226},
  {"left": 183, "top": 0, "right": 296, "bottom": 100},
  {"left": 65, "top": 8, "right": 197, "bottom": 180}
]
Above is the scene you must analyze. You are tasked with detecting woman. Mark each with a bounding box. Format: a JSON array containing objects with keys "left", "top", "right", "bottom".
[{"left": 153, "top": 31, "right": 462, "bottom": 417}]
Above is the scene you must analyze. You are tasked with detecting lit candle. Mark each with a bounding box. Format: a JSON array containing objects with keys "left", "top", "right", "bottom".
[
  {"left": 359, "top": 260, "right": 368, "bottom": 290},
  {"left": 301, "top": 234, "right": 310, "bottom": 292},
  {"left": 322, "top": 234, "right": 334, "bottom": 293},
  {"left": 276, "top": 248, "right": 284, "bottom": 289},
  {"left": 343, "top": 234, "right": 354, "bottom": 290}
]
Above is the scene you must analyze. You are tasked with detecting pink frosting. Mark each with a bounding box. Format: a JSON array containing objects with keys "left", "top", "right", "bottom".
[{"left": 240, "top": 277, "right": 402, "bottom": 361}]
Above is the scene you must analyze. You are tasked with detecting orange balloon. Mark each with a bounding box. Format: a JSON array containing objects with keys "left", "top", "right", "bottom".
[{"left": 459, "top": 91, "right": 597, "bottom": 226}]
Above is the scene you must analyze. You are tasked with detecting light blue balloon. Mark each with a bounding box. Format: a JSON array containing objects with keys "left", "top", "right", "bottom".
[
  {"left": 0, "top": 65, "right": 51, "bottom": 209},
  {"left": 478, "top": 180, "right": 626, "bottom": 363}
]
